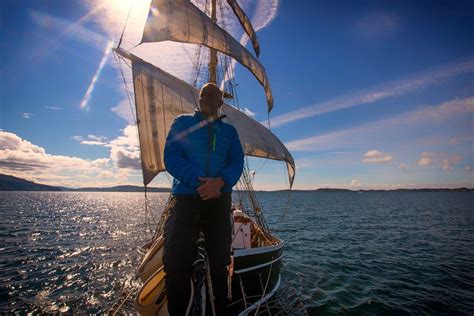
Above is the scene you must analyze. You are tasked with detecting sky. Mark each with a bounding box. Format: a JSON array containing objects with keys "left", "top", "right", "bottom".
[{"left": 0, "top": 0, "right": 473, "bottom": 190}]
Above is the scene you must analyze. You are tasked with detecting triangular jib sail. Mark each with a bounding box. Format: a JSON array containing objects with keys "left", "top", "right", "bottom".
[
  {"left": 114, "top": 48, "right": 295, "bottom": 188},
  {"left": 141, "top": 0, "right": 273, "bottom": 112}
]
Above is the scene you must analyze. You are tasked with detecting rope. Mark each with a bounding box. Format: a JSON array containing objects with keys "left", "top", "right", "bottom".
[
  {"left": 185, "top": 279, "right": 195, "bottom": 316},
  {"left": 239, "top": 275, "right": 248, "bottom": 309},
  {"left": 112, "top": 52, "right": 137, "bottom": 125},
  {"left": 118, "top": 4, "right": 133, "bottom": 48},
  {"left": 254, "top": 259, "right": 274, "bottom": 315},
  {"left": 277, "top": 189, "right": 294, "bottom": 229},
  {"left": 205, "top": 258, "right": 217, "bottom": 316}
]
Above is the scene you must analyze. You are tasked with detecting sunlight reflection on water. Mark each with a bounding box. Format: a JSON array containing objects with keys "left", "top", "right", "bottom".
[{"left": 0, "top": 191, "right": 473, "bottom": 314}]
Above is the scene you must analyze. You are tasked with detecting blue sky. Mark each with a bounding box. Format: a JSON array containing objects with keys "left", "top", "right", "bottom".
[{"left": 0, "top": 0, "right": 473, "bottom": 189}]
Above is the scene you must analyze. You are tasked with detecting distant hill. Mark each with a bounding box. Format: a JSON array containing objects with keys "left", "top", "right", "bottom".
[
  {"left": 0, "top": 174, "right": 62, "bottom": 191},
  {"left": 271, "top": 188, "right": 474, "bottom": 193},
  {"left": 0, "top": 173, "right": 170, "bottom": 192},
  {"left": 61, "top": 185, "right": 170, "bottom": 193},
  {"left": 0, "top": 173, "right": 471, "bottom": 192}
]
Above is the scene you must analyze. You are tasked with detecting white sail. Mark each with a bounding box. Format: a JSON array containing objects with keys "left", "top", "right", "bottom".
[
  {"left": 141, "top": 0, "right": 274, "bottom": 112},
  {"left": 115, "top": 48, "right": 295, "bottom": 188}
]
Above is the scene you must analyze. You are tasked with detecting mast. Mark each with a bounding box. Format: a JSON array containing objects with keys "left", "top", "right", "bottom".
[{"left": 208, "top": 0, "right": 218, "bottom": 83}]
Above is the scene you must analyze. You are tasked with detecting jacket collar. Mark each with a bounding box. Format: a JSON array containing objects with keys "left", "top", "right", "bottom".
[{"left": 194, "top": 110, "right": 226, "bottom": 123}]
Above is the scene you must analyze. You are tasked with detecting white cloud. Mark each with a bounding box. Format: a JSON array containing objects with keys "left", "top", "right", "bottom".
[
  {"left": 73, "top": 134, "right": 108, "bottom": 146},
  {"left": 399, "top": 163, "right": 408, "bottom": 171},
  {"left": 111, "top": 99, "right": 136, "bottom": 124},
  {"left": 81, "top": 140, "right": 107, "bottom": 146},
  {"left": 72, "top": 126, "right": 140, "bottom": 170},
  {"left": 350, "top": 179, "right": 361, "bottom": 186},
  {"left": 99, "top": 171, "right": 114, "bottom": 178},
  {"left": 441, "top": 155, "right": 463, "bottom": 171},
  {"left": 362, "top": 149, "right": 392, "bottom": 163},
  {"left": 0, "top": 131, "right": 110, "bottom": 174},
  {"left": 22, "top": 113, "right": 33, "bottom": 119},
  {"left": 418, "top": 152, "right": 434, "bottom": 167},
  {"left": 45, "top": 106, "right": 62, "bottom": 110},
  {"left": 418, "top": 152, "right": 463, "bottom": 171},
  {"left": 108, "top": 126, "right": 141, "bottom": 170},
  {"left": 0, "top": 130, "right": 145, "bottom": 187},
  {"left": 269, "top": 58, "right": 474, "bottom": 128},
  {"left": 88, "top": 134, "right": 107, "bottom": 142},
  {"left": 465, "top": 165, "right": 472, "bottom": 171}
]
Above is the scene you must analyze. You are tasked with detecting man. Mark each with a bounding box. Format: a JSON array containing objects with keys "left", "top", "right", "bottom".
[{"left": 163, "top": 83, "right": 244, "bottom": 315}]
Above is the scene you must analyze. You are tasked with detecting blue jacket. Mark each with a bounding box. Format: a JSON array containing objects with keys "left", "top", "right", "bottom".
[{"left": 164, "top": 111, "right": 244, "bottom": 195}]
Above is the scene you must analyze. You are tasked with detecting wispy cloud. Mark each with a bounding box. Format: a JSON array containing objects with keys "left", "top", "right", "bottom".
[
  {"left": 418, "top": 152, "right": 464, "bottom": 171},
  {"left": 22, "top": 113, "right": 33, "bottom": 119},
  {"left": 355, "top": 11, "right": 399, "bottom": 39},
  {"left": 286, "top": 97, "right": 474, "bottom": 152},
  {"left": 270, "top": 58, "right": 474, "bottom": 128},
  {"left": 80, "top": 41, "right": 113, "bottom": 111},
  {"left": 30, "top": 10, "right": 109, "bottom": 50},
  {"left": 71, "top": 135, "right": 108, "bottom": 146},
  {"left": 418, "top": 152, "right": 435, "bottom": 167},
  {"left": 45, "top": 106, "right": 62, "bottom": 110}
]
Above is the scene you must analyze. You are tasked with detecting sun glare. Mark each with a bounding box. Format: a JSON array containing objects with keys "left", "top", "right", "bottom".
[{"left": 103, "top": 0, "right": 151, "bottom": 15}]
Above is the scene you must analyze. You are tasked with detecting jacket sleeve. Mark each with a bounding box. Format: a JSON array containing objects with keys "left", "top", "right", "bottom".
[
  {"left": 164, "top": 118, "right": 205, "bottom": 189},
  {"left": 218, "top": 126, "right": 244, "bottom": 188}
]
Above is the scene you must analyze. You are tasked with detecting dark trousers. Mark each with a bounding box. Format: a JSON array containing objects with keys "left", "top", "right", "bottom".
[{"left": 163, "top": 194, "right": 232, "bottom": 315}]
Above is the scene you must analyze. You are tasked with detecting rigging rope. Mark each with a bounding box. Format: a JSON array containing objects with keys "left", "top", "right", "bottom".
[{"left": 117, "top": 4, "right": 133, "bottom": 48}]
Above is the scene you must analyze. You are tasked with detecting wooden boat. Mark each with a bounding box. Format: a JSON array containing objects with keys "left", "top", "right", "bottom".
[{"left": 111, "top": 0, "right": 296, "bottom": 314}]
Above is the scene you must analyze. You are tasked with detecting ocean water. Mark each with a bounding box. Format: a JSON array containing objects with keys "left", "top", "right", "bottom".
[{"left": 0, "top": 191, "right": 473, "bottom": 315}]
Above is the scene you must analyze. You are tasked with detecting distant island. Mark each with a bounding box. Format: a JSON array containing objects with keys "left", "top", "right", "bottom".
[
  {"left": 269, "top": 188, "right": 474, "bottom": 193},
  {"left": 0, "top": 174, "right": 170, "bottom": 192},
  {"left": 0, "top": 173, "right": 472, "bottom": 192}
]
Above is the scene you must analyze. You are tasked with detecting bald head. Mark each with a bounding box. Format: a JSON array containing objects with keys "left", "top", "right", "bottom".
[{"left": 199, "top": 83, "right": 223, "bottom": 118}]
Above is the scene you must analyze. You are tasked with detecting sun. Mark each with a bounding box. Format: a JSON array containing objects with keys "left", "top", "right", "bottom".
[{"left": 105, "top": 0, "right": 150, "bottom": 14}]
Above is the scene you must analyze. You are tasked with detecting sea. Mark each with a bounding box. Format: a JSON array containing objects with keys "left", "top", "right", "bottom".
[{"left": 0, "top": 191, "right": 473, "bottom": 315}]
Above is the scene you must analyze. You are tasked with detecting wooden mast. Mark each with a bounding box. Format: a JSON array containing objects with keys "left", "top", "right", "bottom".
[{"left": 208, "top": 0, "right": 218, "bottom": 83}]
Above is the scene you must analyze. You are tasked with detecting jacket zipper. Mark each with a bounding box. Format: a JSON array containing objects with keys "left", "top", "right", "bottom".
[{"left": 206, "top": 121, "right": 213, "bottom": 177}]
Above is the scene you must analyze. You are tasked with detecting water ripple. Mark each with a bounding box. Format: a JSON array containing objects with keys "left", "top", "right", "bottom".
[{"left": 0, "top": 191, "right": 473, "bottom": 314}]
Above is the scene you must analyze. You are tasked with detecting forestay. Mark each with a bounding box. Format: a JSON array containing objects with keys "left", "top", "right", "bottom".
[
  {"left": 141, "top": 0, "right": 274, "bottom": 112},
  {"left": 120, "top": 50, "right": 295, "bottom": 188}
]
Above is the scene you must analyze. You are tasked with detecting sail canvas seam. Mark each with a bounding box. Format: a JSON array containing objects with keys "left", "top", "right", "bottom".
[
  {"left": 159, "top": 83, "right": 167, "bottom": 159},
  {"left": 139, "top": 70, "right": 155, "bottom": 183},
  {"left": 147, "top": 73, "right": 160, "bottom": 173}
]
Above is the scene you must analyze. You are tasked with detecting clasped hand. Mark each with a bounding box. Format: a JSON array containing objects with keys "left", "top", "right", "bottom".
[{"left": 197, "top": 177, "right": 224, "bottom": 200}]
